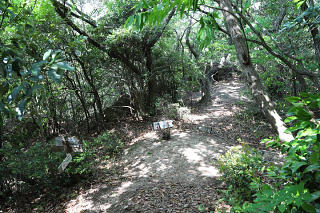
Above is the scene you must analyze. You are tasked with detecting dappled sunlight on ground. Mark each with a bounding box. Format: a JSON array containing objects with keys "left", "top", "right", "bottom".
[
  {"left": 65, "top": 128, "right": 231, "bottom": 212},
  {"left": 64, "top": 78, "right": 275, "bottom": 212}
]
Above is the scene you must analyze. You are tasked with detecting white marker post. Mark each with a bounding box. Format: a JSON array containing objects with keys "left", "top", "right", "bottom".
[
  {"left": 53, "top": 136, "right": 83, "bottom": 172},
  {"left": 58, "top": 153, "right": 73, "bottom": 172}
]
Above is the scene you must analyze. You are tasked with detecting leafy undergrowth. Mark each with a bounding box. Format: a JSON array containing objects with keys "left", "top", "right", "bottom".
[
  {"left": 0, "top": 119, "right": 152, "bottom": 212},
  {"left": 217, "top": 93, "right": 320, "bottom": 212}
]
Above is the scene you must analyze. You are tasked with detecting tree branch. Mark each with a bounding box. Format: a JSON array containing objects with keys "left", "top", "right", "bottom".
[
  {"left": 147, "top": 7, "right": 176, "bottom": 48},
  {"left": 233, "top": 5, "right": 319, "bottom": 83},
  {"left": 52, "top": 0, "right": 97, "bottom": 27},
  {"left": 185, "top": 21, "right": 199, "bottom": 59},
  {"left": 50, "top": 0, "right": 142, "bottom": 76}
]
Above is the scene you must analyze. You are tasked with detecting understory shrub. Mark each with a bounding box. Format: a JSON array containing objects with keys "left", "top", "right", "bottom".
[
  {"left": 0, "top": 131, "right": 122, "bottom": 206},
  {"left": 217, "top": 145, "right": 265, "bottom": 202},
  {"left": 65, "top": 132, "right": 123, "bottom": 176},
  {"left": 218, "top": 93, "right": 320, "bottom": 212},
  {"left": 244, "top": 93, "right": 320, "bottom": 212}
]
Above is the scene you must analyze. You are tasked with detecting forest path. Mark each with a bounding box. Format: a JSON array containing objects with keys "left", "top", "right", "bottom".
[{"left": 64, "top": 77, "right": 273, "bottom": 212}]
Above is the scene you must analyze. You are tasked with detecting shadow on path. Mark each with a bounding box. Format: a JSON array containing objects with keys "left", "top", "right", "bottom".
[{"left": 63, "top": 78, "right": 275, "bottom": 212}]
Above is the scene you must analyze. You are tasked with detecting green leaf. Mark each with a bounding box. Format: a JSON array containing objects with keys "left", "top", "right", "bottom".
[
  {"left": 278, "top": 204, "right": 285, "bottom": 213},
  {"left": 310, "top": 191, "right": 320, "bottom": 202},
  {"left": 55, "top": 62, "right": 75, "bottom": 71},
  {"left": 304, "top": 165, "right": 320, "bottom": 173},
  {"left": 291, "top": 161, "right": 307, "bottom": 173},
  {"left": 48, "top": 69, "right": 62, "bottom": 83},
  {"left": 43, "top": 49, "right": 52, "bottom": 60},
  {"left": 286, "top": 96, "right": 301, "bottom": 103},
  {"left": 51, "top": 50, "right": 62, "bottom": 61},
  {"left": 30, "top": 75, "right": 44, "bottom": 81},
  {"left": 7, "top": 9, "right": 15, "bottom": 18},
  {"left": 285, "top": 116, "right": 297, "bottom": 123},
  {"left": 211, "top": 11, "right": 219, "bottom": 19},
  {"left": 301, "top": 202, "right": 316, "bottom": 213},
  {"left": 300, "top": 92, "right": 311, "bottom": 98},
  {"left": 297, "top": 127, "right": 317, "bottom": 138},
  {"left": 135, "top": 13, "right": 141, "bottom": 29},
  {"left": 192, "top": 0, "right": 199, "bottom": 11},
  {"left": 310, "top": 152, "right": 320, "bottom": 164},
  {"left": 125, "top": 15, "right": 135, "bottom": 27},
  {"left": 33, "top": 60, "right": 47, "bottom": 67},
  {"left": 296, "top": 1, "right": 306, "bottom": 9},
  {"left": 30, "top": 65, "right": 41, "bottom": 76},
  {"left": 8, "top": 85, "right": 22, "bottom": 103},
  {"left": 296, "top": 108, "right": 312, "bottom": 121}
]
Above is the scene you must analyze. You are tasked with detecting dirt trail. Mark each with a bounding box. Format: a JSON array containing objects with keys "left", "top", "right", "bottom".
[{"left": 64, "top": 78, "right": 277, "bottom": 212}]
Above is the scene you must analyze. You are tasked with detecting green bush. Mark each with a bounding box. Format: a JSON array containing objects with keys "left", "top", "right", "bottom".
[
  {"left": 217, "top": 145, "right": 265, "bottom": 201},
  {"left": 243, "top": 93, "right": 320, "bottom": 213},
  {"left": 69, "top": 132, "right": 123, "bottom": 173},
  {"left": 0, "top": 131, "right": 122, "bottom": 205},
  {"left": 259, "top": 66, "right": 291, "bottom": 98},
  {"left": 0, "top": 141, "right": 65, "bottom": 202}
]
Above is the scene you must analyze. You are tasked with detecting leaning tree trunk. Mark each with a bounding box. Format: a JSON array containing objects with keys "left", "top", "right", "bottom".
[{"left": 220, "top": 0, "right": 294, "bottom": 142}]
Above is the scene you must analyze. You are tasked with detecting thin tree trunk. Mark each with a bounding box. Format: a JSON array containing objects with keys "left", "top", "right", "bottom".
[
  {"left": 220, "top": 0, "right": 294, "bottom": 142},
  {"left": 301, "top": 1, "right": 320, "bottom": 66},
  {"left": 66, "top": 73, "right": 90, "bottom": 123},
  {"left": 65, "top": 74, "right": 90, "bottom": 130},
  {"left": 186, "top": 22, "right": 200, "bottom": 59},
  {"left": 186, "top": 21, "right": 212, "bottom": 104},
  {"left": 235, "top": 11, "right": 318, "bottom": 90},
  {"left": 272, "top": 6, "right": 287, "bottom": 32},
  {"left": 0, "top": 114, "right": 3, "bottom": 151},
  {"left": 73, "top": 54, "right": 104, "bottom": 123}
]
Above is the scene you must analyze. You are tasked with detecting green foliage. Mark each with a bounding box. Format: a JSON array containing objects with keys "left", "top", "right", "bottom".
[
  {"left": 66, "top": 132, "right": 123, "bottom": 175},
  {"left": 197, "top": 14, "right": 218, "bottom": 51},
  {"left": 88, "top": 131, "right": 123, "bottom": 156},
  {"left": 243, "top": 93, "right": 320, "bottom": 212},
  {"left": 259, "top": 68, "right": 291, "bottom": 98},
  {"left": 0, "top": 141, "right": 64, "bottom": 198},
  {"left": 126, "top": 0, "right": 218, "bottom": 50},
  {"left": 0, "top": 47, "right": 74, "bottom": 120},
  {"left": 0, "top": 131, "right": 122, "bottom": 205},
  {"left": 217, "top": 145, "right": 265, "bottom": 201},
  {"left": 282, "top": 1, "right": 320, "bottom": 31}
]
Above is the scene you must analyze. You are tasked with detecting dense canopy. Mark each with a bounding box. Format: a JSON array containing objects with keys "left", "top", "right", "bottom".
[{"left": 0, "top": 0, "right": 319, "bottom": 212}]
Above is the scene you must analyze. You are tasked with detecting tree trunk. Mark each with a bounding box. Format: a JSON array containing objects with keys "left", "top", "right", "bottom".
[
  {"left": 301, "top": 1, "right": 320, "bottom": 66},
  {"left": 186, "top": 22, "right": 212, "bottom": 104},
  {"left": 220, "top": 0, "right": 294, "bottom": 142},
  {"left": 234, "top": 10, "right": 318, "bottom": 90},
  {"left": 65, "top": 73, "right": 90, "bottom": 130},
  {"left": 73, "top": 54, "right": 105, "bottom": 123},
  {"left": 272, "top": 6, "right": 287, "bottom": 32},
  {"left": 0, "top": 114, "right": 3, "bottom": 151}
]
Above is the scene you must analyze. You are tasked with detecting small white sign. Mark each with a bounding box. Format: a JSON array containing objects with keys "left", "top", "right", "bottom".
[
  {"left": 58, "top": 153, "right": 72, "bottom": 172},
  {"left": 153, "top": 120, "right": 173, "bottom": 130},
  {"left": 55, "top": 137, "right": 64, "bottom": 147},
  {"left": 67, "top": 137, "right": 79, "bottom": 146}
]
